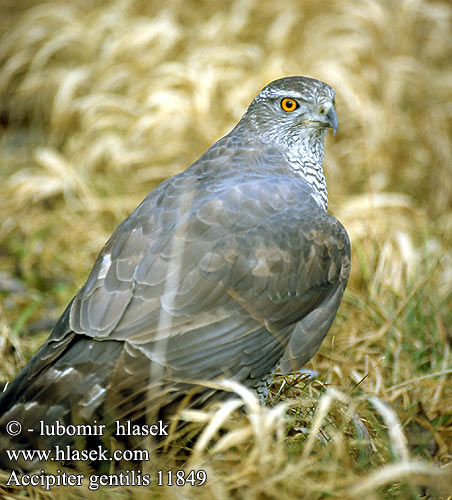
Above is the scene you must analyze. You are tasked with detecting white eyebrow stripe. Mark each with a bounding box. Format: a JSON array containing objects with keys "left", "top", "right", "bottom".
[{"left": 262, "top": 90, "right": 309, "bottom": 100}]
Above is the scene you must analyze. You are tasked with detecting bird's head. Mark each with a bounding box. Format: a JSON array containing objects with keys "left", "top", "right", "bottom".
[
  {"left": 234, "top": 76, "right": 337, "bottom": 210},
  {"left": 240, "top": 76, "right": 338, "bottom": 150}
]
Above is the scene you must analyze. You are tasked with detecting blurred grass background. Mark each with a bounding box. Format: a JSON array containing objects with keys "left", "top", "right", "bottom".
[{"left": 0, "top": 0, "right": 451, "bottom": 498}]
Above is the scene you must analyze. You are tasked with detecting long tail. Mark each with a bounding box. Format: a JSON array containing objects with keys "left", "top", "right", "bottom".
[{"left": 0, "top": 304, "right": 127, "bottom": 471}]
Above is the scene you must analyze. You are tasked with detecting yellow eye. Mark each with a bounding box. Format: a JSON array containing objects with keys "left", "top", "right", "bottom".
[{"left": 281, "top": 98, "right": 299, "bottom": 112}]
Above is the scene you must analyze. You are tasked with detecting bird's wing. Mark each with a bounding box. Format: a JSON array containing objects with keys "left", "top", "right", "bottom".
[{"left": 60, "top": 149, "right": 350, "bottom": 385}]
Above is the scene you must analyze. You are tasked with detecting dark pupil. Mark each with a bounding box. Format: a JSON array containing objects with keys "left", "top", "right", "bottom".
[{"left": 286, "top": 100, "right": 293, "bottom": 108}]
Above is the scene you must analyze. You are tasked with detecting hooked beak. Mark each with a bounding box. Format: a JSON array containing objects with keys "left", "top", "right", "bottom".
[
  {"left": 320, "top": 103, "right": 338, "bottom": 136},
  {"left": 326, "top": 106, "right": 338, "bottom": 136},
  {"left": 301, "top": 102, "right": 338, "bottom": 136}
]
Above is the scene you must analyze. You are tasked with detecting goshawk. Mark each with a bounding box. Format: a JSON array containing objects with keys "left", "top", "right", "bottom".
[{"left": 0, "top": 76, "right": 350, "bottom": 469}]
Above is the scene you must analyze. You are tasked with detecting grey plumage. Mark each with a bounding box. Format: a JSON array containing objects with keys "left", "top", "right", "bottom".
[{"left": 0, "top": 76, "right": 350, "bottom": 470}]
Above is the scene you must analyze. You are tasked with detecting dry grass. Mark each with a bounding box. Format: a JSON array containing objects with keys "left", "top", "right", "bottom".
[{"left": 0, "top": 0, "right": 451, "bottom": 498}]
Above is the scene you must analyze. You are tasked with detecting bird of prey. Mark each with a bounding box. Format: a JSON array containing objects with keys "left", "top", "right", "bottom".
[{"left": 0, "top": 76, "right": 350, "bottom": 470}]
